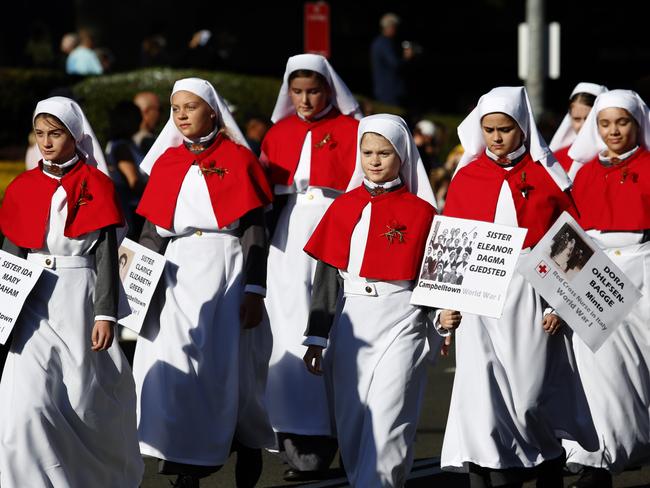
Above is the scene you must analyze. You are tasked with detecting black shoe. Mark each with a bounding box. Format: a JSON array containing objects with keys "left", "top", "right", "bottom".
[
  {"left": 568, "top": 467, "right": 612, "bottom": 488},
  {"left": 282, "top": 468, "right": 329, "bottom": 482},
  {"left": 170, "top": 474, "right": 200, "bottom": 488},
  {"left": 235, "top": 447, "right": 262, "bottom": 488}
]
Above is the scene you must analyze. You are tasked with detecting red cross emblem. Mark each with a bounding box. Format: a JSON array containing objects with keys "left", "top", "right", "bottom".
[{"left": 536, "top": 261, "right": 549, "bottom": 277}]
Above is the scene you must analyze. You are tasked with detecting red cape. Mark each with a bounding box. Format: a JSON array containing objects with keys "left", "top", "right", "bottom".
[
  {"left": 136, "top": 135, "right": 272, "bottom": 230},
  {"left": 0, "top": 160, "right": 124, "bottom": 249},
  {"left": 443, "top": 152, "right": 576, "bottom": 249},
  {"left": 553, "top": 145, "right": 573, "bottom": 172},
  {"left": 304, "top": 185, "right": 435, "bottom": 281},
  {"left": 261, "top": 109, "right": 359, "bottom": 191},
  {"left": 571, "top": 147, "right": 650, "bottom": 231}
]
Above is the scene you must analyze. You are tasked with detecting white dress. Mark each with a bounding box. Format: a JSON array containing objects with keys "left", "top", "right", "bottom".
[
  {"left": 323, "top": 203, "right": 437, "bottom": 487},
  {"left": 563, "top": 231, "right": 650, "bottom": 473},
  {"left": 263, "top": 131, "right": 342, "bottom": 436},
  {"left": 0, "top": 183, "right": 143, "bottom": 488},
  {"left": 441, "top": 179, "right": 597, "bottom": 472},
  {"left": 133, "top": 166, "right": 273, "bottom": 466}
]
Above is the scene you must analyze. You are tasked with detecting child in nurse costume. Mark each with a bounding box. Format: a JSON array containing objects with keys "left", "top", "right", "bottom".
[
  {"left": 0, "top": 96, "right": 143, "bottom": 487},
  {"left": 132, "top": 78, "right": 273, "bottom": 488},
  {"left": 261, "top": 53, "right": 361, "bottom": 478},
  {"left": 302, "top": 114, "right": 461, "bottom": 487},
  {"left": 562, "top": 89, "right": 650, "bottom": 488},
  {"left": 549, "top": 82, "right": 608, "bottom": 178},
  {"left": 440, "top": 87, "right": 599, "bottom": 488}
]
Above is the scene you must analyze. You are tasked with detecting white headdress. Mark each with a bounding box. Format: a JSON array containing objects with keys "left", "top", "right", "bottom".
[
  {"left": 139, "top": 77, "right": 249, "bottom": 174},
  {"left": 271, "top": 53, "right": 362, "bottom": 123},
  {"left": 548, "top": 82, "right": 608, "bottom": 151},
  {"left": 456, "top": 86, "right": 571, "bottom": 190},
  {"left": 33, "top": 96, "right": 108, "bottom": 174},
  {"left": 568, "top": 89, "right": 650, "bottom": 169},
  {"left": 346, "top": 114, "right": 437, "bottom": 208}
]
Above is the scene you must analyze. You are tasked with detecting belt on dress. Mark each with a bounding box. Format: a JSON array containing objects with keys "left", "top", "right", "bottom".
[
  {"left": 343, "top": 279, "right": 412, "bottom": 297},
  {"left": 27, "top": 253, "right": 95, "bottom": 270}
]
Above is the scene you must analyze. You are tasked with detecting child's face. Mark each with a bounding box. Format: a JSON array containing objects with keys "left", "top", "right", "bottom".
[
  {"left": 597, "top": 107, "right": 638, "bottom": 156},
  {"left": 360, "top": 132, "right": 401, "bottom": 184},
  {"left": 34, "top": 116, "right": 76, "bottom": 164},
  {"left": 171, "top": 90, "right": 216, "bottom": 140},
  {"left": 481, "top": 112, "right": 523, "bottom": 160},
  {"left": 289, "top": 75, "right": 329, "bottom": 120}
]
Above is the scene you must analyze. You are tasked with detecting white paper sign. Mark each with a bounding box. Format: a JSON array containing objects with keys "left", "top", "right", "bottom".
[
  {"left": 117, "top": 238, "right": 166, "bottom": 334},
  {"left": 410, "top": 215, "right": 527, "bottom": 318},
  {"left": 0, "top": 250, "right": 43, "bottom": 344},
  {"left": 520, "top": 212, "right": 642, "bottom": 352}
]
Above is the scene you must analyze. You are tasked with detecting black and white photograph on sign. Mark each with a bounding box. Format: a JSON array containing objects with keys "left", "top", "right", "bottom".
[
  {"left": 420, "top": 220, "right": 476, "bottom": 285},
  {"left": 548, "top": 223, "right": 594, "bottom": 281},
  {"left": 118, "top": 247, "right": 136, "bottom": 283}
]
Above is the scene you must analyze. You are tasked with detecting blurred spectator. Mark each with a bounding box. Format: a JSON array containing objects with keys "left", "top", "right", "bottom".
[
  {"left": 105, "top": 101, "right": 147, "bottom": 240},
  {"left": 59, "top": 32, "right": 79, "bottom": 70},
  {"left": 244, "top": 115, "right": 271, "bottom": 157},
  {"left": 429, "top": 167, "right": 451, "bottom": 210},
  {"left": 140, "top": 34, "right": 169, "bottom": 67},
  {"left": 132, "top": 91, "right": 161, "bottom": 153},
  {"left": 444, "top": 143, "right": 465, "bottom": 174},
  {"left": 413, "top": 119, "right": 439, "bottom": 172},
  {"left": 66, "top": 28, "right": 103, "bottom": 75},
  {"left": 24, "top": 20, "right": 54, "bottom": 68},
  {"left": 370, "top": 13, "right": 412, "bottom": 106},
  {"left": 360, "top": 99, "right": 376, "bottom": 116},
  {"left": 95, "top": 47, "right": 115, "bottom": 73}
]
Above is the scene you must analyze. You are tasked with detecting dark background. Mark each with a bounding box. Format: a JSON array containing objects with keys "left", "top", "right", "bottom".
[{"left": 1, "top": 0, "right": 648, "bottom": 118}]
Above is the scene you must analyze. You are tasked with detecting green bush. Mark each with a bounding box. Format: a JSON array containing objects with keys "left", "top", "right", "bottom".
[
  {"left": 0, "top": 67, "right": 460, "bottom": 159},
  {"left": 0, "top": 68, "right": 72, "bottom": 148}
]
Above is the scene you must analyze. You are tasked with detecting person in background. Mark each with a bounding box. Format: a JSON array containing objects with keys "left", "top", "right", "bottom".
[
  {"left": 413, "top": 119, "right": 438, "bottom": 172},
  {"left": 244, "top": 115, "right": 271, "bottom": 157},
  {"left": 261, "top": 53, "right": 361, "bottom": 482},
  {"left": 133, "top": 91, "right": 162, "bottom": 153},
  {"left": 370, "top": 13, "right": 412, "bottom": 106},
  {"left": 563, "top": 89, "right": 650, "bottom": 488},
  {"left": 549, "top": 82, "right": 608, "bottom": 178},
  {"left": 66, "top": 28, "right": 103, "bottom": 76}
]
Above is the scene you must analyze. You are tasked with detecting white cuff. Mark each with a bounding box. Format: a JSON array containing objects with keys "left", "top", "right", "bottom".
[
  {"left": 543, "top": 307, "right": 555, "bottom": 318},
  {"left": 245, "top": 285, "right": 267, "bottom": 297},
  {"left": 94, "top": 315, "right": 116, "bottom": 323},
  {"left": 303, "top": 336, "right": 328, "bottom": 348}
]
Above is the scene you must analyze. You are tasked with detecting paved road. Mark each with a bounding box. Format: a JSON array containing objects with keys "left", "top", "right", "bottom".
[{"left": 132, "top": 343, "right": 650, "bottom": 487}]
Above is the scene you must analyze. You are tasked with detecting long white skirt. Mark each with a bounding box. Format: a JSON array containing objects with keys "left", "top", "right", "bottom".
[
  {"left": 134, "top": 231, "right": 243, "bottom": 466},
  {"left": 563, "top": 241, "right": 650, "bottom": 473},
  {"left": 0, "top": 255, "right": 143, "bottom": 488},
  {"left": 326, "top": 287, "right": 429, "bottom": 487},
  {"left": 265, "top": 188, "right": 338, "bottom": 435},
  {"left": 442, "top": 268, "right": 598, "bottom": 472}
]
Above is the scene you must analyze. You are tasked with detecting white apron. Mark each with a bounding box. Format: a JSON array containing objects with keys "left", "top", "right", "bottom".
[
  {"left": 442, "top": 180, "right": 597, "bottom": 472},
  {"left": 133, "top": 167, "right": 248, "bottom": 466},
  {"left": 564, "top": 234, "right": 650, "bottom": 473},
  {"left": 0, "top": 186, "right": 143, "bottom": 488},
  {"left": 265, "top": 187, "right": 340, "bottom": 435}
]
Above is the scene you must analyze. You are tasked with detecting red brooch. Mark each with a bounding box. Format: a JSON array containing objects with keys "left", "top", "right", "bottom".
[
  {"left": 74, "top": 179, "right": 93, "bottom": 210},
  {"left": 200, "top": 161, "right": 229, "bottom": 179},
  {"left": 619, "top": 166, "right": 638, "bottom": 184},
  {"left": 381, "top": 220, "right": 407, "bottom": 244},
  {"left": 516, "top": 171, "right": 534, "bottom": 199},
  {"left": 314, "top": 133, "right": 337, "bottom": 150}
]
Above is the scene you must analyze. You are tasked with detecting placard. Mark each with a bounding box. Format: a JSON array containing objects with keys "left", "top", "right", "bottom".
[
  {"left": 0, "top": 250, "right": 43, "bottom": 344},
  {"left": 520, "top": 211, "right": 642, "bottom": 352},
  {"left": 410, "top": 215, "right": 527, "bottom": 318},
  {"left": 117, "top": 238, "right": 166, "bottom": 334}
]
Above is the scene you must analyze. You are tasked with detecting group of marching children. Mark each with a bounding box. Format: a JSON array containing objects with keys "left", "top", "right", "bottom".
[{"left": 0, "top": 49, "right": 648, "bottom": 488}]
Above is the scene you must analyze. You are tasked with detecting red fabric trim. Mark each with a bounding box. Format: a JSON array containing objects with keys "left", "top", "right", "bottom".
[
  {"left": 553, "top": 146, "right": 573, "bottom": 172},
  {"left": 136, "top": 134, "right": 272, "bottom": 230},
  {"left": 0, "top": 161, "right": 124, "bottom": 248},
  {"left": 443, "top": 152, "right": 576, "bottom": 248},
  {"left": 304, "top": 186, "right": 435, "bottom": 281},
  {"left": 261, "top": 109, "right": 359, "bottom": 191},
  {"left": 571, "top": 148, "right": 650, "bottom": 231}
]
